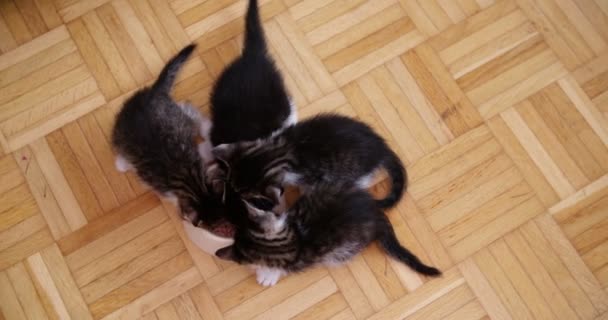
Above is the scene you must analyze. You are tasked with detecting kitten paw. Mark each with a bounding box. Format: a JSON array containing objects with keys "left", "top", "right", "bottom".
[
  {"left": 115, "top": 155, "right": 132, "bottom": 172},
  {"left": 256, "top": 268, "right": 283, "bottom": 287}
]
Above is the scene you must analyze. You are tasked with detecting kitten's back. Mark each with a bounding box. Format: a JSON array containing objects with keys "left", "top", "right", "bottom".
[
  {"left": 209, "top": 0, "right": 292, "bottom": 145},
  {"left": 112, "top": 44, "right": 200, "bottom": 191},
  {"left": 296, "top": 186, "right": 439, "bottom": 276},
  {"left": 287, "top": 114, "right": 398, "bottom": 182}
]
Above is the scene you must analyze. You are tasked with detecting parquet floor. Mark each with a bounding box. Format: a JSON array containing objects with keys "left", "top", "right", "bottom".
[{"left": 1, "top": 0, "right": 608, "bottom": 319}]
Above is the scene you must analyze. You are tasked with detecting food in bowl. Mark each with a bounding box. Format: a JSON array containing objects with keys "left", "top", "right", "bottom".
[
  {"left": 203, "top": 219, "right": 236, "bottom": 238},
  {"left": 182, "top": 218, "right": 235, "bottom": 255}
]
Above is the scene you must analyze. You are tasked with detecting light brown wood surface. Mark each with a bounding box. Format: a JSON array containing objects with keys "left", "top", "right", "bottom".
[{"left": 1, "top": 0, "right": 608, "bottom": 319}]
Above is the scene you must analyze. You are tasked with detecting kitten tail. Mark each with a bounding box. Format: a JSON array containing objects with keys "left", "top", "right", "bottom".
[
  {"left": 243, "top": 0, "right": 267, "bottom": 56},
  {"left": 151, "top": 44, "right": 197, "bottom": 94},
  {"left": 376, "top": 150, "right": 407, "bottom": 209},
  {"left": 378, "top": 216, "right": 441, "bottom": 276}
]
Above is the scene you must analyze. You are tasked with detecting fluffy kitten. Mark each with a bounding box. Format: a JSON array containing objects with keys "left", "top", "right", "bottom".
[
  {"left": 208, "top": 0, "right": 296, "bottom": 147},
  {"left": 213, "top": 114, "right": 406, "bottom": 211},
  {"left": 112, "top": 44, "right": 224, "bottom": 226},
  {"left": 216, "top": 183, "right": 440, "bottom": 286},
  {"left": 205, "top": 0, "right": 295, "bottom": 212}
]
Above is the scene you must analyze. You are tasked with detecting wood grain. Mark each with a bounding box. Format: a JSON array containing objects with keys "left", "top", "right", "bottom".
[{"left": 1, "top": 0, "right": 607, "bottom": 318}]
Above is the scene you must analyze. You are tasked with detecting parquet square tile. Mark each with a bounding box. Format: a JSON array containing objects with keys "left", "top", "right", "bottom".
[
  {"left": 461, "top": 215, "right": 608, "bottom": 320},
  {"left": 56, "top": 193, "right": 200, "bottom": 319},
  {"left": 429, "top": 1, "right": 570, "bottom": 119},
  {"left": 0, "top": 25, "right": 105, "bottom": 154},
  {"left": 408, "top": 125, "right": 545, "bottom": 262},
  {"left": 297, "top": 0, "right": 425, "bottom": 86},
  {"left": 341, "top": 65, "right": 449, "bottom": 164},
  {"left": 488, "top": 81, "right": 608, "bottom": 206},
  {"left": 43, "top": 113, "right": 146, "bottom": 220},
  {"left": 66, "top": 0, "right": 193, "bottom": 100}
]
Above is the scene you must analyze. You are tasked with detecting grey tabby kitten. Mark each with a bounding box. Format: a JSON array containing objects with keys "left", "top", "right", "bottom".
[
  {"left": 216, "top": 183, "right": 441, "bottom": 286},
  {"left": 112, "top": 44, "right": 225, "bottom": 227},
  {"left": 212, "top": 114, "right": 407, "bottom": 212}
]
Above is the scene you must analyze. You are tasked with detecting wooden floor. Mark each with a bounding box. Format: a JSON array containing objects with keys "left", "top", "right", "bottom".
[{"left": 1, "top": 0, "right": 608, "bottom": 319}]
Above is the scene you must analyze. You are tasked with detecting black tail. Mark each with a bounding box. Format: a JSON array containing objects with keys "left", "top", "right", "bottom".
[
  {"left": 378, "top": 216, "right": 441, "bottom": 277},
  {"left": 375, "top": 150, "right": 407, "bottom": 209},
  {"left": 243, "top": 0, "right": 267, "bottom": 56},
  {"left": 151, "top": 44, "right": 196, "bottom": 94}
]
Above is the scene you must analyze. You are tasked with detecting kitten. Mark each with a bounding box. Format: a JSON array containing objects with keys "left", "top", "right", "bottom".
[
  {"left": 205, "top": 0, "right": 295, "bottom": 213},
  {"left": 112, "top": 44, "right": 224, "bottom": 226},
  {"left": 212, "top": 114, "right": 406, "bottom": 211},
  {"left": 208, "top": 0, "right": 296, "bottom": 147},
  {"left": 216, "top": 183, "right": 441, "bottom": 286}
]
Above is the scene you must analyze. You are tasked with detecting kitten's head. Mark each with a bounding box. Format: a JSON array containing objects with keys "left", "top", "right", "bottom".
[
  {"left": 214, "top": 205, "right": 289, "bottom": 263},
  {"left": 179, "top": 191, "right": 229, "bottom": 228},
  {"left": 210, "top": 140, "right": 289, "bottom": 212},
  {"left": 242, "top": 198, "right": 288, "bottom": 234},
  {"left": 206, "top": 158, "right": 288, "bottom": 235}
]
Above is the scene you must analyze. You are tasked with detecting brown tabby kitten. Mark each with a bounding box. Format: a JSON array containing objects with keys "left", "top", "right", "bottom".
[{"left": 217, "top": 183, "right": 440, "bottom": 286}]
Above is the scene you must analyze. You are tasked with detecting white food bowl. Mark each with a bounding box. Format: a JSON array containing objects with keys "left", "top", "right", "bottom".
[{"left": 182, "top": 220, "right": 234, "bottom": 255}]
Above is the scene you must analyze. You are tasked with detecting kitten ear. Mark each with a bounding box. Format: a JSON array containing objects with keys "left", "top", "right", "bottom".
[
  {"left": 212, "top": 144, "right": 236, "bottom": 161},
  {"left": 266, "top": 186, "right": 286, "bottom": 213},
  {"left": 243, "top": 200, "right": 267, "bottom": 218},
  {"left": 215, "top": 245, "right": 237, "bottom": 261}
]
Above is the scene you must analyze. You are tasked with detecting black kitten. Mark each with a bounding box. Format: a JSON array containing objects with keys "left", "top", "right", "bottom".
[
  {"left": 204, "top": 0, "right": 295, "bottom": 213},
  {"left": 112, "top": 44, "right": 224, "bottom": 226},
  {"left": 213, "top": 114, "right": 407, "bottom": 211},
  {"left": 208, "top": 0, "right": 296, "bottom": 146},
  {"left": 216, "top": 183, "right": 440, "bottom": 286}
]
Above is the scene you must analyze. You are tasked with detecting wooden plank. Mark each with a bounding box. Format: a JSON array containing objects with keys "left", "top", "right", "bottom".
[
  {"left": 96, "top": 3, "right": 152, "bottom": 86},
  {"left": 505, "top": 229, "right": 580, "bottom": 320},
  {"left": 6, "top": 262, "right": 49, "bottom": 320},
  {"left": 458, "top": 258, "right": 512, "bottom": 320},
  {"left": 73, "top": 221, "right": 175, "bottom": 288},
  {"left": 99, "top": 267, "right": 202, "bottom": 320},
  {"left": 67, "top": 18, "right": 121, "bottom": 99},
  {"left": 251, "top": 277, "right": 337, "bottom": 320},
  {"left": 366, "top": 268, "right": 465, "bottom": 320},
  {"left": 40, "top": 245, "right": 93, "bottom": 320},
  {"left": 0, "top": 271, "right": 28, "bottom": 319},
  {"left": 188, "top": 284, "right": 223, "bottom": 320},
  {"left": 328, "top": 265, "right": 374, "bottom": 319},
  {"left": 500, "top": 107, "right": 574, "bottom": 198}
]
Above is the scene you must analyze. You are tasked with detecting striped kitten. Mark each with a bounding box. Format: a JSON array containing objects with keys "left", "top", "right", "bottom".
[
  {"left": 112, "top": 44, "right": 225, "bottom": 227},
  {"left": 216, "top": 184, "right": 440, "bottom": 286},
  {"left": 212, "top": 114, "right": 407, "bottom": 212}
]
